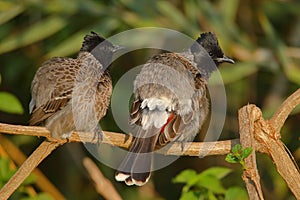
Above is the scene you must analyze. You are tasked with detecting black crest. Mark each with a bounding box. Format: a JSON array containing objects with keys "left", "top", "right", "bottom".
[
  {"left": 80, "top": 31, "right": 108, "bottom": 52},
  {"left": 191, "top": 32, "right": 223, "bottom": 59},
  {"left": 191, "top": 32, "right": 234, "bottom": 67}
]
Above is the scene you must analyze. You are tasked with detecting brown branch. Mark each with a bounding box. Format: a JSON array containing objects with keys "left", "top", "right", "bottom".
[
  {"left": 239, "top": 105, "right": 264, "bottom": 200},
  {"left": 239, "top": 104, "right": 300, "bottom": 199},
  {"left": 0, "top": 140, "right": 65, "bottom": 200},
  {"left": 253, "top": 105, "right": 300, "bottom": 198},
  {"left": 0, "top": 123, "right": 238, "bottom": 156},
  {"left": 270, "top": 88, "right": 300, "bottom": 134},
  {"left": 83, "top": 157, "right": 122, "bottom": 200},
  {"left": 235, "top": 89, "right": 300, "bottom": 200},
  {"left": 0, "top": 135, "right": 65, "bottom": 200},
  {"left": 157, "top": 139, "right": 240, "bottom": 156},
  {"left": 256, "top": 130, "right": 300, "bottom": 198},
  {"left": 0, "top": 141, "right": 37, "bottom": 197},
  {"left": 0, "top": 123, "right": 131, "bottom": 148},
  {"left": 0, "top": 122, "right": 238, "bottom": 199}
]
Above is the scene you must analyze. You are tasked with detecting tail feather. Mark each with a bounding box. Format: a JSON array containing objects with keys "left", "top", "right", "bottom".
[{"left": 115, "top": 127, "right": 159, "bottom": 186}]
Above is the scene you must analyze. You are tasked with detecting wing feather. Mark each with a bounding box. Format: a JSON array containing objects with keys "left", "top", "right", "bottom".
[{"left": 29, "top": 57, "right": 79, "bottom": 125}]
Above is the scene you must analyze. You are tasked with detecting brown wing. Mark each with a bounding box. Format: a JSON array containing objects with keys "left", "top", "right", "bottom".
[
  {"left": 29, "top": 98, "right": 69, "bottom": 125},
  {"left": 157, "top": 114, "right": 181, "bottom": 146},
  {"left": 129, "top": 98, "right": 142, "bottom": 125},
  {"left": 29, "top": 57, "right": 80, "bottom": 125},
  {"left": 94, "top": 69, "right": 113, "bottom": 120}
]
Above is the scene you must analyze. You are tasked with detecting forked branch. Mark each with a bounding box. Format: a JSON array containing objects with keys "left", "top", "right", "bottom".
[{"left": 238, "top": 89, "right": 300, "bottom": 200}]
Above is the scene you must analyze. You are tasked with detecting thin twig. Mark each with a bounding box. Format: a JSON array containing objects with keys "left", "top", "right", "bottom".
[
  {"left": 0, "top": 140, "right": 65, "bottom": 200},
  {"left": 83, "top": 157, "right": 122, "bottom": 200},
  {"left": 0, "top": 135, "right": 65, "bottom": 200},
  {"left": 270, "top": 88, "right": 300, "bottom": 134}
]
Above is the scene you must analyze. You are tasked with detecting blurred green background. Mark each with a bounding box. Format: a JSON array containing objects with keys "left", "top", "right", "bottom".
[{"left": 0, "top": 0, "right": 300, "bottom": 199}]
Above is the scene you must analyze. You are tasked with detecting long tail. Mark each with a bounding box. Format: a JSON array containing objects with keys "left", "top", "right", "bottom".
[{"left": 115, "top": 127, "right": 159, "bottom": 186}]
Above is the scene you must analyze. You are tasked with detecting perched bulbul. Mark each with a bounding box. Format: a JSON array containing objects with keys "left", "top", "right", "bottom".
[
  {"left": 115, "top": 32, "right": 234, "bottom": 186},
  {"left": 29, "top": 32, "right": 121, "bottom": 138}
]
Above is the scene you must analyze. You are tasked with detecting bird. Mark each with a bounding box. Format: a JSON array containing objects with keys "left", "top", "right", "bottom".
[
  {"left": 115, "top": 32, "right": 234, "bottom": 186},
  {"left": 29, "top": 31, "right": 122, "bottom": 139}
]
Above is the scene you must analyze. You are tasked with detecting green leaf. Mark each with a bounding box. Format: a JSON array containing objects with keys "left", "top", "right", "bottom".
[
  {"left": 201, "top": 167, "right": 232, "bottom": 179},
  {"left": 0, "top": 16, "right": 67, "bottom": 54},
  {"left": 225, "top": 153, "right": 239, "bottom": 163},
  {"left": 0, "top": 157, "right": 10, "bottom": 180},
  {"left": 179, "top": 191, "right": 198, "bottom": 200},
  {"left": 207, "top": 190, "right": 218, "bottom": 200},
  {"left": 232, "top": 144, "right": 242, "bottom": 154},
  {"left": 225, "top": 187, "right": 249, "bottom": 200},
  {"left": 196, "top": 174, "right": 226, "bottom": 194},
  {"left": 173, "top": 169, "right": 197, "bottom": 184},
  {"left": 0, "top": 92, "right": 23, "bottom": 114},
  {"left": 226, "top": 145, "right": 253, "bottom": 169},
  {"left": 241, "top": 147, "right": 253, "bottom": 159},
  {"left": 0, "top": 157, "right": 15, "bottom": 182},
  {"left": 0, "top": 3, "right": 24, "bottom": 25}
]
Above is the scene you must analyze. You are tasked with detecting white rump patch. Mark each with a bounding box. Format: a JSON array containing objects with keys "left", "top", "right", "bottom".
[{"left": 140, "top": 97, "right": 174, "bottom": 130}]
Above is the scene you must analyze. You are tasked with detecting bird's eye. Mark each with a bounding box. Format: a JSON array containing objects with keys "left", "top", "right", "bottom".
[{"left": 209, "top": 52, "right": 214, "bottom": 57}]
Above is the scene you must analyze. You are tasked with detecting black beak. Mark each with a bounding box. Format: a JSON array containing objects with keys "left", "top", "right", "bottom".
[{"left": 216, "top": 55, "right": 235, "bottom": 64}]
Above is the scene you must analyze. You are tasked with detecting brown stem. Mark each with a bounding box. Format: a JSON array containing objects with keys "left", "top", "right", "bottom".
[
  {"left": 0, "top": 135, "right": 65, "bottom": 200},
  {"left": 270, "top": 88, "right": 300, "bottom": 134},
  {"left": 0, "top": 140, "right": 65, "bottom": 199},
  {"left": 83, "top": 157, "right": 122, "bottom": 200}
]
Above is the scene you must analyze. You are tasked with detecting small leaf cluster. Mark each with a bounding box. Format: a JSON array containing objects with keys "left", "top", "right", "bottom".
[
  {"left": 173, "top": 167, "right": 248, "bottom": 200},
  {"left": 0, "top": 74, "right": 24, "bottom": 114},
  {"left": 225, "top": 144, "right": 253, "bottom": 170}
]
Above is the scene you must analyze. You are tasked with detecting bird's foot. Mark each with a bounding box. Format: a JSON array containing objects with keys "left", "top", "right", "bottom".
[{"left": 93, "top": 125, "right": 103, "bottom": 145}]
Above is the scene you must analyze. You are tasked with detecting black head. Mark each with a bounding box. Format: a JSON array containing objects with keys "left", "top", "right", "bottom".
[
  {"left": 191, "top": 32, "right": 234, "bottom": 66},
  {"left": 80, "top": 31, "right": 123, "bottom": 68},
  {"left": 81, "top": 31, "right": 112, "bottom": 52}
]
